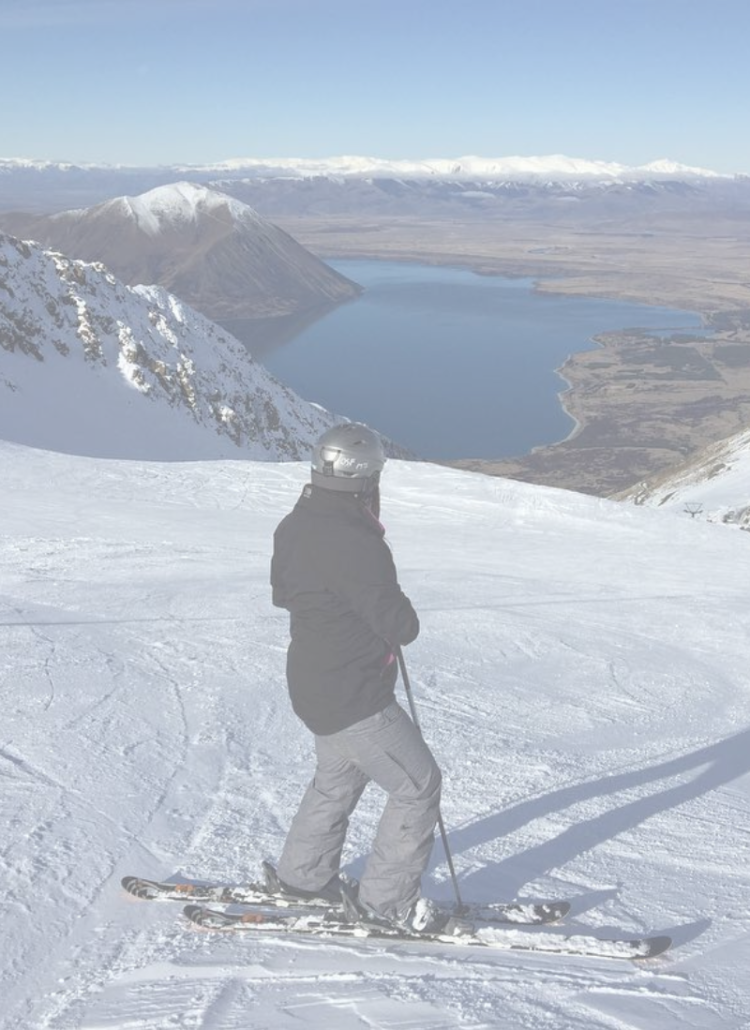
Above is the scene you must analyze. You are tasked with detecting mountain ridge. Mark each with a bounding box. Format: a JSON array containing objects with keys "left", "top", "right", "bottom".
[
  {"left": 3, "top": 154, "right": 748, "bottom": 217},
  {"left": 0, "top": 153, "right": 737, "bottom": 179},
  {"left": 0, "top": 230, "right": 344, "bottom": 461}
]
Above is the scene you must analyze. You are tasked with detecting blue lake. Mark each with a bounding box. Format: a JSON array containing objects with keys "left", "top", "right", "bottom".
[{"left": 242, "top": 260, "right": 707, "bottom": 460}]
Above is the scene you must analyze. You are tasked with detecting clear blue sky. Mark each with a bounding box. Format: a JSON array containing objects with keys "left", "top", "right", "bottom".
[{"left": 2, "top": 0, "right": 749, "bottom": 173}]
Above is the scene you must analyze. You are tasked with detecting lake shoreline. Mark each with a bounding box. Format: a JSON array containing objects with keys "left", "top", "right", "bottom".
[
  {"left": 246, "top": 258, "right": 716, "bottom": 471},
  {"left": 266, "top": 218, "right": 750, "bottom": 494},
  {"left": 448, "top": 320, "right": 750, "bottom": 496},
  {"left": 274, "top": 213, "right": 750, "bottom": 315}
]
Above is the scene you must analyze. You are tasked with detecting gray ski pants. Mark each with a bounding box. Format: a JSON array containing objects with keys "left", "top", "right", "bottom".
[{"left": 276, "top": 699, "right": 442, "bottom": 921}]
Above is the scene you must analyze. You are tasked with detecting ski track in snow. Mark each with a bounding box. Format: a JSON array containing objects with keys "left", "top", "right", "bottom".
[{"left": 2, "top": 443, "right": 750, "bottom": 1028}]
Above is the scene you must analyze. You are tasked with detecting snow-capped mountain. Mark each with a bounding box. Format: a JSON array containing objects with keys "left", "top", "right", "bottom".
[
  {"left": 0, "top": 231, "right": 343, "bottom": 460},
  {"left": 2, "top": 154, "right": 747, "bottom": 217},
  {"left": 619, "top": 427, "right": 750, "bottom": 529},
  {"left": 0, "top": 183, "right": 360, "bottom": 321},
  {"left": 179, "top": 153, "right": 730, "bottom": 181},
  {"left": 0, "top": 153, "right": 733, "bottom": 181}
]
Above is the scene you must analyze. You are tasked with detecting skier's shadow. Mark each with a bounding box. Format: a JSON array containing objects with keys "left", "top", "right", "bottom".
[{"left": 432, "top": 726, "right": 750, "bottom": 925}]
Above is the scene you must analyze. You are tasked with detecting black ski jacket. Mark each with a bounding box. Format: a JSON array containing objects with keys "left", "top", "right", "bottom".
[{"left": 271, "top": 484, "right": 419, "bottom": 735}]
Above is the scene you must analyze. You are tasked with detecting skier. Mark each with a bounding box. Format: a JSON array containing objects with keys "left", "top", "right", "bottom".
[{"left": 269, "top": 422, "right": 451, "bottom": 933}]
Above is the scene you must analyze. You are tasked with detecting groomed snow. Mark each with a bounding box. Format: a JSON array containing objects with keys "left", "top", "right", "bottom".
[{"left": 2, "top": 442, "right": 750, "bottom": 1029}]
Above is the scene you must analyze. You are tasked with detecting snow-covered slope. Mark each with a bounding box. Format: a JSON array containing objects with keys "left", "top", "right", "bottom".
[
  {"left": 2, "top": 442, "right": 750, "bottom": 1028},
  {"left": 619, "top": 427, "right": 750, "bottom": 529},
  {"left": 0, "top": 182, "right": 360, "bottom": 320},
  {"left": 0, "top": 231, "right": 340, "bottom": 460},
  {"left": 91, "top": 181, "right": 262, "bottom": 236}
]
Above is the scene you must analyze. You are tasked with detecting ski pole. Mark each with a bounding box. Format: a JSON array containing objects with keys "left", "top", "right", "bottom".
[{"left": 396, "top": 646, "right": 465, "bottom": 913}]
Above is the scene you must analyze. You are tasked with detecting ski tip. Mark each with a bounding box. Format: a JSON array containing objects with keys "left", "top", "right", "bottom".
[
  {"left": 121, "top": 875, "right": 155, "bottom": 899},
  {"left": 121, "top": 875, "right": 198, "bottom": 900},
  {"left": 183, "top": 904, "right": 226, "bottom": 929},
  {"left": 183, "top": 904, "right": 213, "bottom": 930}
]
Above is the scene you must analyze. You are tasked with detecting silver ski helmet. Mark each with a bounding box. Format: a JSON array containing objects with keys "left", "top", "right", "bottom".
[{"left": 311, "top": 422, "right": 386, "bottom": 494}]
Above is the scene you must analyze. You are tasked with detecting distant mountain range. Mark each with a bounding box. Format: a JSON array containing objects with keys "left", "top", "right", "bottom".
[
  {"left": 0, "top": 183, "right": 360, "bottom": 323},
  {"left": 0, "top": 230, "right": 345, "bottom": 460},
  {"left": 2, "top": 154, "right": 749, "bottom": 219},
  {"left": 0, "top": 153, "right": 737, "bottom": 180}
]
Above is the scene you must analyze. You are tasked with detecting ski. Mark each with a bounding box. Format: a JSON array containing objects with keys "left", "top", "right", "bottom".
[
  {"left": 182, "top": 904, "right": 671, "bottom": 961},
  {"left": 121, "top": 870, "right": 570, "bottom": 926},
  {"left": 121, "top": 874, "right": 332, "bottom": 910},
  {"left": 260, "top": 860, "right": 570, "bottom": 926}
]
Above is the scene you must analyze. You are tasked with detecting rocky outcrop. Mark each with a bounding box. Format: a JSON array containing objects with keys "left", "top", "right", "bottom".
[{"left": 0, "top": 231, "right": 342, "bottom": 460}]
